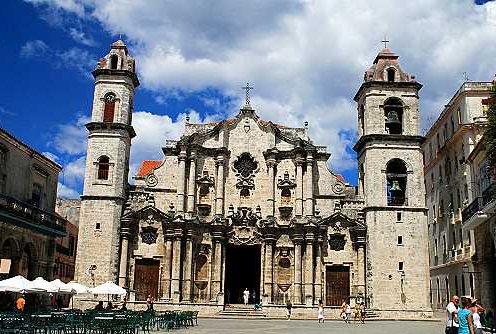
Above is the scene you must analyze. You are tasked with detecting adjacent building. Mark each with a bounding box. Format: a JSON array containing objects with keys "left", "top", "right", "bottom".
[
  {"left": 0, "top": 127, "right": 66, "bottom": 280},
  {"left": 423, "top": 81, "right": 493, "bottom": 310},
  {"left": 53, "top": 199, "right": 80, "bottom": 282},
  {"left": 74, "top": 41, "right": 432, "bottom": 318}
]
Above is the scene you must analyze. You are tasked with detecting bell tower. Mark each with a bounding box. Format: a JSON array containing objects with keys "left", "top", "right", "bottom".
[
  {"left": 354, "top": 47, "right": 432, "bottom": 317},
  {"left": 75, "top": 40, "right": 139, "bottom": 286}
]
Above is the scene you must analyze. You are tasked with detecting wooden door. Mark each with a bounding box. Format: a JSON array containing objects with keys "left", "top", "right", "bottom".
[
  {"left": 325, "top": 266, "right": 350, "bottom": 306},
  {"left": 134, "top": 259, "right": 160, "bottom": 301}
]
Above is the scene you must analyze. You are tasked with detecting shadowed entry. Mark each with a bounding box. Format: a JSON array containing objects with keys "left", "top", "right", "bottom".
[{"left": 224, "top": 245, "right": 261, "bottom": 304}]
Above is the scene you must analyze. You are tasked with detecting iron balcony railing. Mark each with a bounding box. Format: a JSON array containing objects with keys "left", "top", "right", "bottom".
[
  {"left": 0, "top": 192, "right": 66, "bottom": 236},
  {"left": 462, "top": 186, "right": 494, "bottom": 223}
]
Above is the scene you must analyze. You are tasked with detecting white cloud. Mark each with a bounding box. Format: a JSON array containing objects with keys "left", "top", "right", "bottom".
[
  {"left": 49, "top": 115, "right": 89, "bottom": 155},
  {"left": 62, "top": 156, "right": 86, "bottom": 187},
  {"left": 20, "top": 40, "right": 49, "bottom": 58},
  {"left": 27, "top": 0, "right": 496, "bottom": 178},
  {"left": 68, "top": 27, "right": 96, "bottom": 46},
  {"left": 25, "top": 0, "right": 86, "bottom": 17},
  {"left": 57, "top": 182, "right": 80, "bottom": 199}
]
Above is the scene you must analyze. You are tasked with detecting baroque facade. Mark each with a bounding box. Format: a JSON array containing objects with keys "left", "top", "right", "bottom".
[{"left": 75, "top": 41, "right": 432, "bottom": 318}]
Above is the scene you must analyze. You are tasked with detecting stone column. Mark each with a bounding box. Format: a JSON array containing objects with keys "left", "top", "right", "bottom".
[
  {"left": 182, "top": 230, "right": 193, "bottom": 302},
  {"left": 263, "top": 237, "right": 275, "bottom": 304},
  {"left": 187, "top": 152, "right": 197, "bottom": 215},
  {"left": 118, "top": 226, "right": 131, "bottom": 288},
  {"left": 304, "top": 154, "right": 314, "bottom": 216},
  {"left": 266, "top": 159, "right": 276, "bottom": 217},
  {"left": 177, "top": 149, "right": 188, "bottom": 214},
  {"left": 357, "top": 241, "right": 366, "bottom": 295},
  {"left": 215, "top": 156, "right": 225, "bottom": 216},
  {"left": 162, "top": 234, "right": 173, "bottom": 300},
  {"left": 304, "top": 234, "right": 314, "bottom": 306},
  {"left": 295, "top": 156, "right": 304, "bottom": 216},
  {"left": 314, "top": 240, "right": 323, "bottom": 303},
  {"left": 171, "top": 229, "right": 183, "bottom": 302},
  {"left": 293, "top": 236, "right": 303, "bottom": 304},
  {"left": 211, "top": 234, "right": 223, "bottom": 304}
]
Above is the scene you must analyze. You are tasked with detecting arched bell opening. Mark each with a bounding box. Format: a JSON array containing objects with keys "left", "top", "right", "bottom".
[
  {"left": 386, "top": 158, "right": 407, "bottom": 206},
  {"left": 384, "top": 97, "right": 403, "bottom": 135}
]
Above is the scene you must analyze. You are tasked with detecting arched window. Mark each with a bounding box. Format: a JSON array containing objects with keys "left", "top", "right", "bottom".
[
  {"left": 384, "top": 97, "right": 403, "bottom": 135},
  {"left": 110, "top": 55, "right": 119, "bottom": 70},
  {"left": 387, "top": 68, "right": 396, "bottom": 82},
  {"left": 103, "top": 93, "right": 116, "bottom": 123},
  {"left": 97, "top": 156, "right": 110, "bottom": 180},
  {"left": 386, "top": 158, "right": 407, "bottom": 206}
]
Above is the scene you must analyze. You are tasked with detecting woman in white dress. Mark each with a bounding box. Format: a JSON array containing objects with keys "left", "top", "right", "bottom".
[
  {"left": 243, "top": 288, "right": 249, "bottom": 305},
  {"left": 318, "top": 299, "right": 325, "bottom": 323}
]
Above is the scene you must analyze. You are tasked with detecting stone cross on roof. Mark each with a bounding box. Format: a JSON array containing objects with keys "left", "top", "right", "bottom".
[{"left": 241, "top": 82, "right": 254, "bottom": 106}]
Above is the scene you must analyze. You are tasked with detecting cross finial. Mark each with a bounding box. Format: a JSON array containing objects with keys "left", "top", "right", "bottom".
[
  {"left": 241, "top": 82, "right": 254, "bottom": 106},
  {"left": 381, "top": 36, "right": 390, "bottom": 49},
  {"left": 463, "top": 72, "right": 470, "bottom": 82}
]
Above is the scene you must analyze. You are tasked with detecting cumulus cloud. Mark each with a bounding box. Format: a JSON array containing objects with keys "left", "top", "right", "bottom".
[
  {"left": 49, "top": 115, "right": 90, "bottom": 155},
  {"left": 57, "top": 182, "right": 80, "bottom": 199},
  {"left": 26, "top": 0, "right": 496, "bottom": 179}
]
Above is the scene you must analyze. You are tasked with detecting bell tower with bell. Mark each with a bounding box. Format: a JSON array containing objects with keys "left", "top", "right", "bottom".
[{"left": 353, "top": 46, "right": 432, "bottom": 317}]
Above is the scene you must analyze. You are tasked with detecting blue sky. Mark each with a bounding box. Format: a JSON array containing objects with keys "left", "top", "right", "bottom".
[{"left": 0, "top": 0, "right": 495, "bottom": 198}]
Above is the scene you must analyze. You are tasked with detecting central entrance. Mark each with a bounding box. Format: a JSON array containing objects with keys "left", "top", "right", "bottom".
[{"left": 224, "top": 244, "right": 261, "bottom": 304}]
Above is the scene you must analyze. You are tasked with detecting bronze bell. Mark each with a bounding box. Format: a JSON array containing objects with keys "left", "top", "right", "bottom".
[
  {"left": 390, "top": 180, "right": 402, "bottom": 194},
  {"left": 386, "top": 110, "right": 401, "bottom": 127}
]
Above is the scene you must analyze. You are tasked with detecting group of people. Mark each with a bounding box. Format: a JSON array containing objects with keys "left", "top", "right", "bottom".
[
  {"left": 340, "top": 300, "right": 366, "bottom": 324},
  {"left": 283, "top": 298, "right": 365, "bottom": 323},
  {"left": 446, "top": 295, "right": 485, "bottom": 334}
]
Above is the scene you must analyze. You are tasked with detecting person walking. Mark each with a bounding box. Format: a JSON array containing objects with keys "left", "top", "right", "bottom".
[
  {"left": 458, "top": 296, "right": 475, "bottom": 334},
  {"left": 243, "top": 288, "right": 249, "bottom": 305},
  {"left": 345, "top": 302, "right": 352, "bottom": 324},
  {"left": 353, "top": 304, "right": 360, "bottom": 323},
  {"left": 360, "top": 302, "right": 366, "bottom": 324},
  {"left": 446, "top": 295, "right": 460, "bottom": 334},
  {"left": 286, "top": 299, "right": 292, "bottom": 320},
  {"left": 472, "top": 302, "right": 484, "bottom": 334},
  {"left": 340, "top": 299, "right": 346, "bottom": 320},
  {"left": 16, "top": 294, "right": 25, "bottom": 312},
  {"left": 317, "top": 299, "right": 325, "bottom": 323}
]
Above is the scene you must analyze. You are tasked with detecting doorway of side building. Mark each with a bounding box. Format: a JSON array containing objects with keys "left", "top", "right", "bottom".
[
  {"left": 326, "top": 265, "right": 350, "bottom": 306},
  {"left": 224, "top": 244, "right": 261, "bottom": 305},
  {"left": 134, "top": 258, "right": 160, "bottom": 301}
]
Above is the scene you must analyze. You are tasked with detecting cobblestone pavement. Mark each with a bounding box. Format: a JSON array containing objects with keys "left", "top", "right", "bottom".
[{"left": 183, "top": 318, "right": 445, "bottom": 333}]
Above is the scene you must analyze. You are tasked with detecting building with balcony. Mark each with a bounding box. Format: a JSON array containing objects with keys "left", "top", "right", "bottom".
[
  {"left": 423, "top": 81, "right": 492, "bottom": 310},
  {"left": 0, "top": 127, "right": 66, "bottom": 280},
  {"left": 53, "top": 199, "right": 80, "bottom": 282},
  {"left": 462, "top": 129, "right": 496, "bottom": 309}
]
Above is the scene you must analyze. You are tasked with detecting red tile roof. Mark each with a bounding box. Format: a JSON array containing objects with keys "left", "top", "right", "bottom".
[{"left": 136, "top": 160, "right": 161, "bottom": 177}]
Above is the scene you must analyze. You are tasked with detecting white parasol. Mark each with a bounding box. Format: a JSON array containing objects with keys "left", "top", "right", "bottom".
[
  {"left": 90, "top": 281, "right": 126, "bottom": 296},
  {"left": 0, "top": 275, "right": 32, "bottom": 293},
  {"left": 28, "top": 277, "right": 58, "bottom": 293},
  {"left": 66, "top": 281, "right": 91, "bottom": 295},
  {"left": 50, "top": 279, "right": 75, "bottom": 294}
]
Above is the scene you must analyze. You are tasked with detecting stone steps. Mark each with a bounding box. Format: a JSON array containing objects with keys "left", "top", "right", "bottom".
[{"left": 218, "top": 305, "right": 267, "bottom": 318}]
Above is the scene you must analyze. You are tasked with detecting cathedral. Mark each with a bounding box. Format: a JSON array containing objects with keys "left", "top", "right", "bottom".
[{"left": 74, "top": 40, "right": 432, "bottom": 318}]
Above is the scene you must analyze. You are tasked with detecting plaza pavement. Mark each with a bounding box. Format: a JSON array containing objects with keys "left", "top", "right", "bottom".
[{"left": 185, "top": 318, "right": 446, "bottom": 333}]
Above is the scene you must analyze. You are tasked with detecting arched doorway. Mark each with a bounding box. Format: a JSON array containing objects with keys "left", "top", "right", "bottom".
[
  {"left": 1, "top": 238, "right": 20, "bottom": 277},
  {"left": 18, "top": 243, "right": 37, "bottom": 280}
]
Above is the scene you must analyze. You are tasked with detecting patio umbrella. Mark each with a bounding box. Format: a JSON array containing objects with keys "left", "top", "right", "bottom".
[
  {"left": 66, "top": 281, "right": 91, "bottom": 295},
  {"left": 50, "top": 279, "right": 75, "bottom": 294},
  {"left": 0, "top": 275, "right": 32, "bottom": 293},
  {"left": 90, "top": 281, "right": 126, "bottom": 296},
  {"left": 28, "top": 277, "right": 58, "bottom": 293}
]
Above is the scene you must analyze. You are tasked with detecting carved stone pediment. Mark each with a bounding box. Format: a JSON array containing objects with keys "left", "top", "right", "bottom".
[
  {"left": 227, "top": 226, "right": 262, "bottom": 246},
  {"left": 318, "top": 211, "right": 366, "bottom": 233},
  {"left": 228, "top": 206, "right": 261, "bottom": 227},
  {"left": 277, "top": 171, "right": 296, "bottom": 189},
  {"left": 196, "top": 171, "right": 215, "bottom": 186},
  {"left": 275, "top": 234, "right": 294, "bottom": 248}
]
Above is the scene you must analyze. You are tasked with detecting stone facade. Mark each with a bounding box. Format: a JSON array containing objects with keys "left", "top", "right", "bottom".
[
  {"left": 422, "top": 82, "right": 493, "bottom": 310},
  {"left": 75, "top": 42, "right": 432, "bottom": 318},
  {"left": 0, "top": 127, "right": 66, "bottom": 281},
  {"left": 53, "top": 199, "right": 80, "bottom": 282}
]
